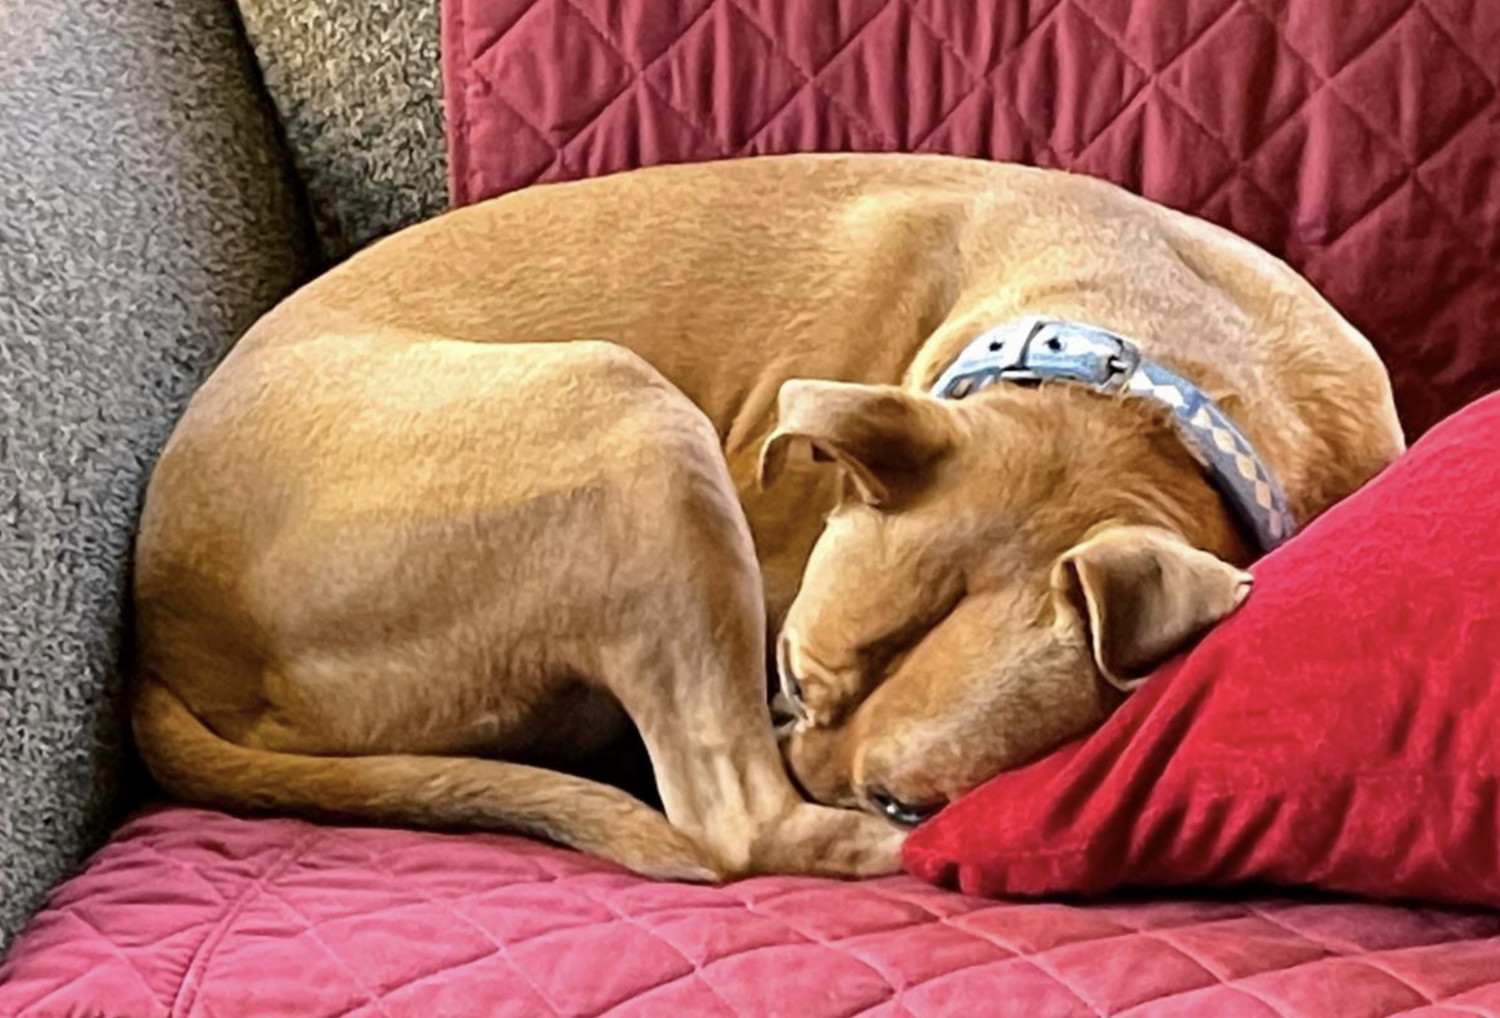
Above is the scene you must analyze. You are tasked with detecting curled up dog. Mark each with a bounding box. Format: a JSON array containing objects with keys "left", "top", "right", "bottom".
[{"left": 130, "top": 155, "right": 1404, "bottom": 880}]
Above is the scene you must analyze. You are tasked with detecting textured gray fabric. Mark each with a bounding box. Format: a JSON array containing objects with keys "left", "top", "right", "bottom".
[
  {"left": 236, "top": 0, "right": 448, "bottom": 260},
  {"left": 0, "top": 0, "right": 316, "bottom": 948}
]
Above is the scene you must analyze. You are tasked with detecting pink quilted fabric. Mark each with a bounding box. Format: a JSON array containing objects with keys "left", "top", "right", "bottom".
[
  {"left": 4, "top": 806, "right": 1500, "bottom": 1018},
  {"left": 443, "top": 0, "right": 1500, "bottom": 437}
]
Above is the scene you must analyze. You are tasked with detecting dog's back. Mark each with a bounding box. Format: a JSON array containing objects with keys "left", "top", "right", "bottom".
[{"left": 231, "top": 154, "right": 1401, "bottom": 518}]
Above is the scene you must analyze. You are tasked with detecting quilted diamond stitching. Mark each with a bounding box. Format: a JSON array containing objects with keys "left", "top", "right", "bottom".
[
  {"left": 341, "top": 840, "right": 570, "bottom": 1017},
  {"left": 481, "top": 0, "right": 722, "bottom": 184},
  {"left": 1405, "top": 1005, "right": 1500, "bottom": 1018},
  {"left": 1418, "top": 0, "right": 1500, "bottom": 88},
  {"left": 1116, "top": 923, "right": 1317, "bottom": 1018},
  {"left": 556, "top": 0, "right": 722, "bottom": 163},
  {"left": 8, "top": 811, "right": 1500, "bottom": 1016},
  {"left": 1246, "top": 906, "right": 1488, "bottom": 1006},
  {"left": 264, "top": 893, "right": 411, "bottom": 1018},
  {"left": 1011, "top": 4, "right": 1153, "bottom": 159},
  {"left": 1069, "top": 6, "right": 1243, "bottom": 166},
  {"left": 1243, "top": 0, "right": 1415, "bottom": 77},
  {"left": 1076, "top": 2, "right": 1321, "bottom": 231},
  {"left": 902, "top": 903, "right": 1233, "bottom": 1013},
  {"left": 1230, "top": 909, "right": 1500, "bottom": 1018},
  {"left": 558, "top": 881, "right": 750, "bottom": 1017},
  {"left": 1261, "top": 10, "right": 1436, "bottom": 197},
  {"left": 169, "top": 831, "right": 324, "bottom": 1017},
  {"left": 1154, "top": 84, "right": 1313, "bottom": 236},
  {"left": 1075, "top": 22, "right": 1248, "bottom": 214},
  {"left": 56, "top": 910, "right": 164, "bottom": 1007},
  {"left": 726, "top": 893, "right": 1114, "bottom": 1017},
  {"left": 724, "top": 0, "right": 904, "bottom": 151},
  {"left": 459, "top": 63, "right": 577, "bottom": 181},
  {"left": 1343, "top": 4, "right": 1495, "bottom": 160},
  {"left": 903, "top": 1, "right": 1067, "bottom": 163},
  {"left": 480, "top": 0, "right": 635, "bottom": 144},
  {"left": 444, "top": 0, "right": 1500, "bottom": 437},
  {"left": 1071, "top": 0, "right": 1238, "bottom": 72},
  {"left": 732, "top": 895, "right": 907, "bottom": 1003},
  {"left": 1264, "top": 6, "right": 1498, "bottom": 270}
]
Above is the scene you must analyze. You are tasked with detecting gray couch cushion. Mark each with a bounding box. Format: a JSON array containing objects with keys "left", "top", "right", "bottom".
[
  {"left": 236, "top": 0, "right": 448, "bottom": 260},
  {"left": 0, "top": 0, "right": 315, "bottom": 947}
]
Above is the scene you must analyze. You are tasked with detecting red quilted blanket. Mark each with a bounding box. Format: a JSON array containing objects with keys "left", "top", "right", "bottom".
[
  {"left": 443, "top": 0, "right": 1500, "bottom": 436},
  {"left": 4, "top": 807, "right": 1500, "bottom": 1018}
]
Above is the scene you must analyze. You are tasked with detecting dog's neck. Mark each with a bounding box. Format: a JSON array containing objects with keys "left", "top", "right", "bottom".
[{"left": 926, "top": 318, "right": 1293, "bottom": 557}]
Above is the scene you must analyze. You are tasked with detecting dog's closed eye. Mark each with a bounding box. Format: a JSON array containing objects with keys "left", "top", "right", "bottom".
[{"left": 865, "top": 786, "right": 945, "bottom": 827}]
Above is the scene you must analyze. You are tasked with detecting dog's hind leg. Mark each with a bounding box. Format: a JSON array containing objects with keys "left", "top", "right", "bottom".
[{"left": 134, "top": 338, "right": 895, "bottom": 881}]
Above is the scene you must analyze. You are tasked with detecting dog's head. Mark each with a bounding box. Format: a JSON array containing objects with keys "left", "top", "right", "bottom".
[{"left": 760, "top": 378, "right": 1252, "bottom": 825}]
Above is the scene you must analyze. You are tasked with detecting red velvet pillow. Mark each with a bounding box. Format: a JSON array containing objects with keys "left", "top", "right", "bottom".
[{"left": 904, "top": 391, "right": 1500, "bottom": 907}]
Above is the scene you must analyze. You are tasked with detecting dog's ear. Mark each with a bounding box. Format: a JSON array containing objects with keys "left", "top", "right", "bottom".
[
  {"left": 1052, "top": 525, "right": 1252, "bottom": 691},
  {"left": 757, "top": 380, "right": 954, "bottom": 507}
]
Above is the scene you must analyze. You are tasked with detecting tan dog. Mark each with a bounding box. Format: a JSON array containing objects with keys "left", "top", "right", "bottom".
[{"left": 131, "top": 154, "right": 1403, "bottom": 880}]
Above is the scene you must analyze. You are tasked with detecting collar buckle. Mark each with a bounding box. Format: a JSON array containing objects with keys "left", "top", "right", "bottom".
[
  {"left": 1006, "top": 320, "right": 1143, "bottom": 394},
  {"left": 930, "top": 317, "right": 1297, "bottom": 554}
]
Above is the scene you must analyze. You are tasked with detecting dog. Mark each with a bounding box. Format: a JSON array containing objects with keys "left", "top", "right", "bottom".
[{"left": 131, "top": 154, "right": 1404, "bottom": 880}]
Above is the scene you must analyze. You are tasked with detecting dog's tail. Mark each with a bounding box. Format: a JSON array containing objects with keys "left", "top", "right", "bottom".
[{"left": 131, "top": 673, "right": 720, "bottom": 882}]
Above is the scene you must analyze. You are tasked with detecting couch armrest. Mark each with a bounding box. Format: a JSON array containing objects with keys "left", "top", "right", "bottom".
[
  {"left": 236, "top": 0, "right": 448, "bottom": 260},
  {"left": 0, "top": 0, "right": 317, "bottom": 948}
]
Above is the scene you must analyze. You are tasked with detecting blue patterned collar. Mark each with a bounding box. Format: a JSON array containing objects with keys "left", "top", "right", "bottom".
[{"left": 930, "top": 318, "right": 1295, "bottom": 554}]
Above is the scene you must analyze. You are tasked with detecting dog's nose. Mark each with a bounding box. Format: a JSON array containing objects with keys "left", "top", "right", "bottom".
[{"left": 865, "top": 786, "right": 945, "bottom": 827}]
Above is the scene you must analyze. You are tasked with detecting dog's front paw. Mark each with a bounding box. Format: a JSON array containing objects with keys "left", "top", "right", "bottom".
[
  {"left": 749, "top": 804, "right": 905, "bottom": 878},
  {"left": 776, "top": 638, "right": 871, "bottom": 730},
  {"left": 783, "top": 666, "right": 875, "bottom": 730}
]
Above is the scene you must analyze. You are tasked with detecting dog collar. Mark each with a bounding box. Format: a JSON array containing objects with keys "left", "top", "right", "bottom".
[{"left": 930, "top": 318, "right": 1295, "bottom": 553}]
